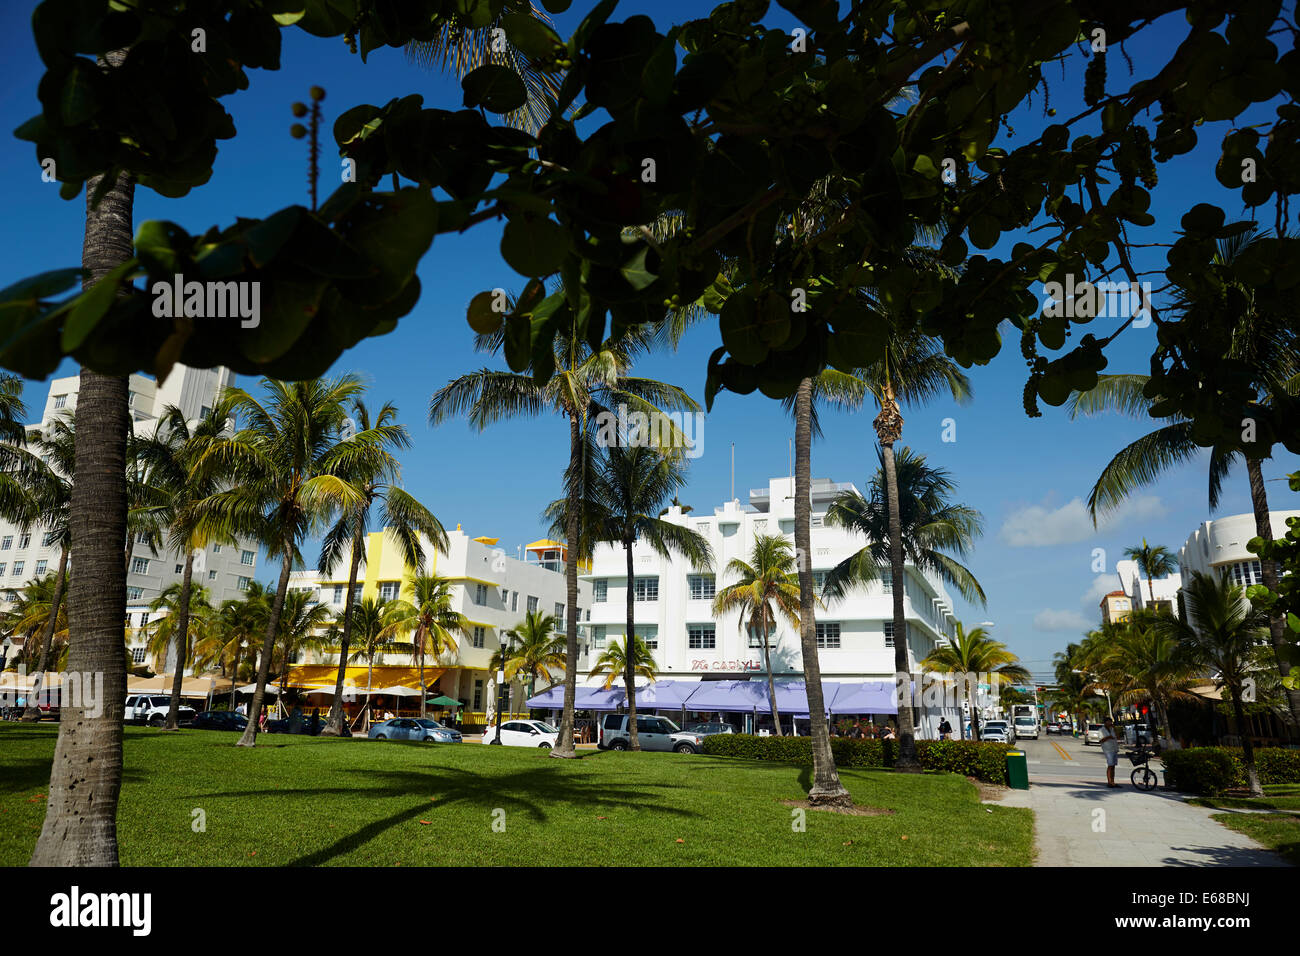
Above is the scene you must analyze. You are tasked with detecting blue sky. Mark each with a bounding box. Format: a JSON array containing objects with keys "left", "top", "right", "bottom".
[{"left": 2, "top": 1, "right": 1296, "bottom": 679}]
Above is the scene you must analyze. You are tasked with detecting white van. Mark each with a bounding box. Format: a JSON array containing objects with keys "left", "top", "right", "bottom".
[{"left": 1012, "top": 715, "right": 1039, "bottom": 739}]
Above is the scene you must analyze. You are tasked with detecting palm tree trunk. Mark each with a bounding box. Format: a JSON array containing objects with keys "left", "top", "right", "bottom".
[
  {"left": 876, "top": 394, "right": 921, "bottom": 770},
  {"left": 625, "top": 539, "right": 639, "bottom": 750},
  {"left": 323, "top": 524, "right": 364, "bottom": 736},
  {"left": 1147, "top": 574, "right": 1155, "bottom": 607},
  {"left": 236, "top": 553, "right": 293, "bottom": 747},
  {"left": 228, "top": 643, "right": 242, "bottom": 712},
  {"left": 29, "top": 113, "right": 134, "bottom": 864},
  {"left": 551, "top": 410, "right": 581, "bottom": 758},
  {"left": 418, "top": 627, "right": 426, "bottom": 721},
  {"left": 1245, "top": 458, "right": 1300, "bottom": 728},
  {"left": 758, "top": 605, "right": 782, "bottom": 735},
  {"left": 164, "top": 550, "right": 195, "bottom": 730},
  {"left": 23, "top": 546, "right": 68, "bottom": 721},
  {"left": 1230, "top": 689, "right": 1264, "bottom": 796},
  {"left": 794, "top": 377, "right": 849, "bottom": 804}
]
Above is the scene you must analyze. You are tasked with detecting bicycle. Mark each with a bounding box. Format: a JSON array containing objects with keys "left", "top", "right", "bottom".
[{"left": 1126, "top": 746, "right": 1161, "bottom": 791}]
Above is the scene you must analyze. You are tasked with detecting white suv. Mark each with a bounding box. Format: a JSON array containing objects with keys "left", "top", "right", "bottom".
[
  {"left": 125, "top": 695, "right": 196, "bottom": 727},
  {"left": 599, "top": 714, "right": 704, "bottom": 753}
]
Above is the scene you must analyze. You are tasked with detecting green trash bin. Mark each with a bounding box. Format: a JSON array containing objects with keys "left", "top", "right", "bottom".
[{"left": 1006, "top": 750, "right": 1029, "bottom": 790}]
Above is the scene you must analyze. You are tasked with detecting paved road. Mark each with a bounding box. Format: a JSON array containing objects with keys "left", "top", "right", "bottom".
[{"left": 1011, "top": 733, "right": 1290, "bottom": 867}]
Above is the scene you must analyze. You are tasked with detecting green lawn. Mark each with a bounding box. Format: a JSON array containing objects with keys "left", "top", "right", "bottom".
[
  {"left": 1210, "top": 813, "right": 1300, "bottom": 866},
  {"left": 0, "top": 724, "right": 1031, "bottom": 866}
]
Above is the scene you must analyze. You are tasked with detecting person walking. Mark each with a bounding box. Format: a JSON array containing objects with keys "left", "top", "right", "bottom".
[
  {"left": 938, "top": 717, "right": 953, "bottom": 741},
  {"left": 1099, "top": 717, "right": 1121, "bottom": 787},
  {"left": 881, "top": 723, "right": 897, "bottom": 741}
]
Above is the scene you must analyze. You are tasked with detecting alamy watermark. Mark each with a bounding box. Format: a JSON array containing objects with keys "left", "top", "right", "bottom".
[
  {"left": 593, "top": 403, "right": 704, "bottom": 460},
  {"left": 151, "top": 274, "right": 261, "bottom": 329},
  {"left": 1041, "top": 277, "right": 1152, "bottom": 326},
  {"left": 1, "top": 664, "right": 103, "bottom": 717}
]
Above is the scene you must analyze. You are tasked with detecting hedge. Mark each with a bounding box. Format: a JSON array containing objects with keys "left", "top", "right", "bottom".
[
  {"left": 701, "top": 733, "right": 1013, "bottom": 784},
  {"left": 1161, "top": 747, "right": 1300, "bottom": 795}
]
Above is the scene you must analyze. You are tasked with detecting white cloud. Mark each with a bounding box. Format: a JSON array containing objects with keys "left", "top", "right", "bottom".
[
  {"left": 1080, "top": 574, "right": 1121, "bottom": 608},
  {"left": 999, "top": 495, "right": 1167, "bottom": 548},
  {"left": 1033, "top": 609, "right": 1093, "bottom": 632}
]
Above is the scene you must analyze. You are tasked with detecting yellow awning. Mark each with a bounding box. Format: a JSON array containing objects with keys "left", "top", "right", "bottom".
[{"left": 279, "top": 664, "right": 446, "bottom": 691}]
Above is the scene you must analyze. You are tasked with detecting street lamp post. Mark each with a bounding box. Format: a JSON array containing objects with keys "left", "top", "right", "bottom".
[{"left": 492, "top": 664, "right": 505, "bottom": 744}]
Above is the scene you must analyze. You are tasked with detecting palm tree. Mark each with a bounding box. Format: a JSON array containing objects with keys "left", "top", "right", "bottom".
[
  {"left": 1069, "top": 226, "right": 1300, "bottom": 727},
  {"left": 824, "top": 446, "right": 986, "bottom": 763},
  {"left": 1122, "top": 539, "right": 1180, "bottom": 608},
  {"left": 589, "top": 635, "right": 657, "bottom": 689},
  {"left": 430, "top": 323, "right": 697, "bottom": 757},
  {"left": 272, "top": 590, "right": 333, "bottom": 700},
  {"left": 1156, "top": 570, "right": 1271, "bottom": 795},
  {"left": 1046, "top": 669, "right": 1101, "bottom": 739},
  {"left": 348, "top": 596, "right": 398, "bottom": 731},
  {"left": 558, "top": 442, "right": 711, "bottom": 750},
  {"left": 1091, "top": 610, "right": 1197, "bottom": 743},
  {"left": 191, "top": 376, "right": 367, "bottom": 746},
  {"left": 145, "top": 582, "right": 219, "bottom": 676},
  {"left": 192, "top": 582, "right": 271, "bottom": 710},
  {"left": 921, "top": 621, "right": 1031, "bottom": 740},
  {"left": 712, "top": 534, "right": 804, "bottom": 737},
  {"left": 318, "top": 398, "right": 447, "bottom": 734},
  {"left": 1, "top": 573, "right": 70, "bottom": 677},
  {"left": 380, "top": 574, "right": 468, "bottom": 718},
  {"left": 135, "top": 402, "right": 238, "bottom": 729},
  {"left": 499, "top": 609, "right": 567, "bottom": 699}
]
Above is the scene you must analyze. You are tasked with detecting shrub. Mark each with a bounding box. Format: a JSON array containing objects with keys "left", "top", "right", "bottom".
[
  {"left": 701, "top": 733, "right": 1011, "bottom": 783},
  {"left": 1161, "top": 747, "right": 1300, "bottom": 794}
]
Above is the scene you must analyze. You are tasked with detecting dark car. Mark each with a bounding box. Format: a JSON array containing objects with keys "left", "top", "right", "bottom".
[{"left": 191, "top": 710, "right": 248, "bottom": 732}]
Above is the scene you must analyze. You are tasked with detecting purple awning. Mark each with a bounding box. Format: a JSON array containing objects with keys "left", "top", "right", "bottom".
[
  {"left": 678, "top": 679, "right": 772, "bottom": 713},
  {"left": 828, "top": 681, "right": 898, "bottom": 715},
  {"left": 633, "top": 680, "right": 695, "bottom": 709},
  {"left": 525, "top": 686, "right": 626, "bottom": 711}
]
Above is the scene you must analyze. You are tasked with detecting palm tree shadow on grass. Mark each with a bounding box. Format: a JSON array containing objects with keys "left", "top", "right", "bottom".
[{"left": 193, "top": 763, "right": 701, "bottom": 865}]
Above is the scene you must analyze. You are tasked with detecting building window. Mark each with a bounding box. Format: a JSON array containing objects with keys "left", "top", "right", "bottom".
[
  {"left": 688, "top": 624, "right": 716, "bottom": 650},
  {"left": 175, "top": 563, "right": 184, "bottom": 574},
  {"left": 12, "top": 562, "right": 23, "bottom": 577},
  {"left": 554, "top": 602, "right": 564, "bottom": 626},
  {"left": 883, "top": 621, "right": 895, "bottom": 648},
  {"left": 472, "top": 626, "right": 485, "bottom": 649},
  {"left": 501, "top": 588, "right": 509, "bottom": 605},
  {"left": 0, "top": 564, "right": 7, "bottom": 577},
  {"left": 379, "top": 581, "right": 400, "bottom": 601},
  {"left": 511, "top": 591, "right": 519, "bottom": 613},
  {"left": 43, "top": 532, "right": 58, "bottom": 547},
  {"left": 633, "top": 577, "right": 659, "bottom": 602},
  {"left": 131, "top": 557, "right": 149, "bottom": 575},
  {"left": 132, "top": 647, "right": 147, "bottom": 664},
  {"left": 882, "top": 570, "right": 892, "bottom": 593},
  {"left": 636, "top": 625, "right": 658, "bottom": 650},
  {"left": 811, "top": 513, "right": 824, "bottom": 528},
  {"left": 593, "top": 579, "right": 608, "bottom": 603},
  {"left": 812, "top": 569, "right": 827, "bottom": 591},
  {"left": 17, "top": 533, "right": 29, "bottom": 549},
  {"left": 201, "top": 405, "right": 212, "bottom": 418},
  {"left": 127, "top": 586, "right": 143, "bottom": 601},
  {"left": 212, "top": 543, "right": 222, "bottom": 553},
  {"left": 237, "top": 576, "right": 251, "bottom": 592},
  {"left": 0, "top": 536, "right": 10, "bottom": 550},
  {"left": 54, "top": 395, "right": 66, "bottom": 409},
  {"left": 208, "top": 570, "right": 217, "bottom": 580},
  {"left": 687, "top": 574, "right": 715, "bottom": 601},
  {"left": 333, "top": 585, "right": 344, "bottom": 604},
  {"left": 592, "top": 625, "right": 606, "bottom": 647},
  {"left": 474, "top": 583, "right": 488, "bottom": 605},
  {"left": 527, "top": 595, "right": 538, "bottom": 613},
  {"left": 34, "top": 560, "right": 47, "bottom": 576},
  {"left": 473, "top": 680, "right": 484, "bottom": 710},
  {"left": 241, "top": 550, "right": 255, "bottom": 566},
  {"left": 816, "top": 622, "right": 841, "bottom": 649}
]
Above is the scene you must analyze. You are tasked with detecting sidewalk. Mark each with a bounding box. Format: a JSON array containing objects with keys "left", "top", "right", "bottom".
[{"left": 1025, "top": 762, "right": 1290, "bottom": 867}]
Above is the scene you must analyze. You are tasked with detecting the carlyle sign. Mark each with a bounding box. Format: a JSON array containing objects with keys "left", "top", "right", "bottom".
[{"left": 690, "top": 659, "right": 762, "bottom": 672}]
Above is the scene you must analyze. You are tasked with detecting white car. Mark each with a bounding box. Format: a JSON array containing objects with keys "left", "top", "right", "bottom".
[
  {"left": 125, "top": 694, "right": 196, "bottom": 727},
  {"left": 979, "top": 720, "right": 1011, "bottom": 743},
  {"left": 482, "top": 719, "right": 560, "bottom": 749}
]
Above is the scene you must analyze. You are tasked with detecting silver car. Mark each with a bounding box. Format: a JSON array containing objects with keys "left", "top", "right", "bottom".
[
  {"left": 599, "top": 715, "right": 704, "bottom": 753},
  {"left": 979, "top": 720, "right": 1011, "bottom": 743}
]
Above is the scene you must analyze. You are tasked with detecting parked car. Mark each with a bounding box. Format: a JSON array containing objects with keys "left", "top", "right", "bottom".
[
  {"left": 191, "top": 711, "right": 248, "bottom": 732},
  {"left": 599, "top": 714, "right": 704, "bottom": 753},
  {"left": 367, "top": 717, "right": 462, "bottom": 743},
  {"left": 1013, "top": 716, "right": 1040, "bottom": 740},
  {"left": 1084, "top": 723, "right": 1105, "bottom": 745},
  {"left": 481, "top": 719, "right": 560, "bottom": 748},
  {"left": 683, "top": 722, "right": 734, "bottom": 737},
  {"left": 979, "top": 720, "right": 1011, "bottom": 743},
  {"left": 1044, "top": 722, "right": 1060, "bottom": 735},
  {"left": 124, "top": 695, "right": 196, "bottom": 727}
]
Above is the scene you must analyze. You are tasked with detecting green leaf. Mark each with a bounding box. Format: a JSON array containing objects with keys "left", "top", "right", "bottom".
[
  {"left": 502, "top": 13, "right": 563, "bottom": 60},
  {"left": 720, "top": 291, "right": 767, "bottom": 364},
  {"left": 501, "top": 217, "right": 569, "bottom": 278},
  {"left": 619, "top": 246, "right": 658, "bottom": 291},
  {"left": 0, "top": 268, "right": 86, "bottom": 302},
  {"left": 61, "top": 260, "right": 137, "bottom": 352},
  {"left": 462, "top": 64, "right": 528, "bottom": 114}
]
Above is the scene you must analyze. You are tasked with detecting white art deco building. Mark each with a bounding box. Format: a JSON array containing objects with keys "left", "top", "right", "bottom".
[{"left": 580, "top": 475, "right": 963, "bottom": 735}]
